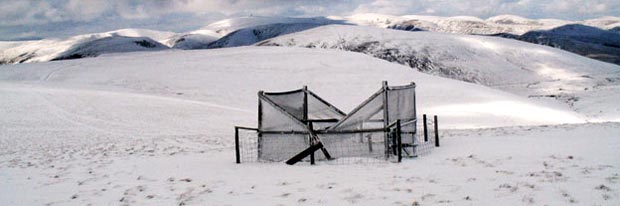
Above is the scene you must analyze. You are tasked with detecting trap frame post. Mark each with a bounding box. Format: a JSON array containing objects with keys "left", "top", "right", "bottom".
[
  {"left": 303, "top": 86, "right": 315, "bottom": 165},
  {"left": 423, "top": 114, "right": 428, "bottom": 142},
  {"left": 411, "top": 82, "right": 417, "bottom": 146},
  {"left": 235, "top": 127, "right": 240, "bottom": 164},
  {"left": 308, "top": 122, "right": 315, "bottom": 165},
  {"left": 382, "top": 81, "right": 389, "bottom": 159},
  {"left": 434, "top": 115, "right": 440, "bottom": 147},
  {"left": 257, "top": 91, "right": 264, "bottom": 159}
]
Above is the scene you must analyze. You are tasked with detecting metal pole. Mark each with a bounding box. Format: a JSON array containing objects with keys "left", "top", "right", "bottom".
[
  {"left": 235, "top": 127, "right": 241, "bottom": 164},
  {"left": 423, "top": 114, "right": 428, "bottom": 142},
  {"left": 411, "top": 82, "right": 417, "bottom": 148},
  {"left": 303, "top": 86, "right": 308, "bottom": 124},
  {"left": 434, "top": 115, "right": 439, "bottom": 147},
  {"left": 382, "top": 81, "right": 389, "bottom": 159},
  {"left": 396, "top": 120, "right": 402, "bottom": 163}
]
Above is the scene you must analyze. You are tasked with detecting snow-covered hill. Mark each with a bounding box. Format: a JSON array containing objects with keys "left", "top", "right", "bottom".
[
  {"left": 354, "top": 13, "right": 618, "bottom": 36},
  {"left": 516, "top": 24, "right": 620, "bottom": 65},
  {"left": 207, "top": 23, "right": 339, "bottom": 48},
  {"left": 164, "top": 33, "right": 221, "bottom": 50},
  {"left": 257, "top": 25, "right": 620, "bottom": 121},
  {"left": 201, "top": 16, "right": 343, "bottom": 36},
  {"left": 355, "top": 14, "right": 620, "bottom": 65},
  {"left": 0, "top": 30, "right": 170, "bottom": 64},
  {"left": 1, "top": 47, "right": 618, "bottom": 205},
  {"left": 105, "top": 28, "right": 176, "bottom": 43}
]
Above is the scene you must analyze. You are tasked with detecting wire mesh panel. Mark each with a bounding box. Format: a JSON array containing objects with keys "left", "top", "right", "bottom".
[
  {"left": 398, "top": 120, "right": 417, "bottom": 156},
  {"left": 259, "top": 133, "right": 309, "bottom": 162},
  {"left": 236, "top": 127, "right": 259, "bottom": 163},
  {"left": 317, "top": 131, "right": 387, "bottom": 164},
  {"left": 234, "top": 116, "right": 441, "bottom": 164},
  {"left": 413, "top": 115, "right": 437, "bottom": 156}
]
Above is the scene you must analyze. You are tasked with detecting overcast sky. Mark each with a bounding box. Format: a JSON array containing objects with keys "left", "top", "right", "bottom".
[{"left": 1, "top": 0, "right": 619, "bottom": 41}]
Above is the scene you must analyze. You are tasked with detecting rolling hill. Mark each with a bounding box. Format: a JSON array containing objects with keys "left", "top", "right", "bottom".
[{"left": 257, "top": 25, "right": 620, "bottom": 121}]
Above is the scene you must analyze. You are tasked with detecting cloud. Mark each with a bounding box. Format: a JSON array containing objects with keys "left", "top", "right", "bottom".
[
  {"left": 352, "top": 0, "right": 620, "bottom": 19},
  {"left": 2, "top": 0, "right": 617, "bottom": 27},
  {"left": 0, "top": 0, "right": 618, "bottom": 40}
]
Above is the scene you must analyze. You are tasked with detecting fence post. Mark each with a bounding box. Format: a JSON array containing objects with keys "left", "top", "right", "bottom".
[
  {"left": 235, "top": 127, "right": 241, "bottom": 164},
  {"left": 434, "top": 115, "right": 439, "bottom": 147},
  {"left": 396, "top": 120, "right": 402, "bottom": 163},
  {"left": 423, "top": 114, "right": 428, "bottom": 142}
]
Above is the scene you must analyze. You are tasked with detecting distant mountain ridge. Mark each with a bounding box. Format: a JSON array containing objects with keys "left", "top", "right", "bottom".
[{"left": 1, "top": 14, "right": 619, "bottom": 65}]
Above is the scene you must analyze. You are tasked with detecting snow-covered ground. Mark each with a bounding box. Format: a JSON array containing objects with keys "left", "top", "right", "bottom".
[
  {"left": 2, "top": 121, "right": 618, "bottom": 205},
  {"left": 0, "top": 38, "right": 618, "bottom": 205}
]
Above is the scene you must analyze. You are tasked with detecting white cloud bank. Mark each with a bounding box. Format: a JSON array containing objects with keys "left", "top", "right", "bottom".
[{"left": 0, "top": 0, "right": 618, "bottom": 40}]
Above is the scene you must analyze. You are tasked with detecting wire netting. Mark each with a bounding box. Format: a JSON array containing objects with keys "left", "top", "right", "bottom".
[
  {"left": 237, "top": 128, "right": 259, "bottom": 163},
  {"left": 413, "top": 116, "right": 437, "bottom": 156},
  {"left": 260, "top": 133, "right": 309, "bottom": 162},
  {"left": 236, "top": 116, "right": 439, "bottom": 164},
  {"left": 317, "top": 131, "right": 389, "bottom": 164},
  {"left": 236, "top": 130, "right": 395, "bottom": 164}
]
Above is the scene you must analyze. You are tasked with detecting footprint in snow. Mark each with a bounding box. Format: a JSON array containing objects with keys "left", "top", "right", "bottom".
[
  {"left": 560, "top": 189, "right": 578, "bottom": 204},
  {"left": 420, "top": 193, "right": 435, "bottom": 201},
  {"left": 521, "top": 195, "right": 535, "bottom": 204},
  {"left": 344, "top": 193, "right": 363, "bottom": 204}
]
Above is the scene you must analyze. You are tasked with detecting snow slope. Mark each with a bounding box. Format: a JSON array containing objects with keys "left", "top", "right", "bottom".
[
  {"left": 258, "top": 25, "right": 620, "bottom": 121},
  {"left": 0, "top": 47, "right": 618, "bottom": 205},
  {"left": 0, "top": 47, "right": 585, "bottom": 129}
]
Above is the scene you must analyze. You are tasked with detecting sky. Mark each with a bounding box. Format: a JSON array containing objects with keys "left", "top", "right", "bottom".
[{"left": 1, "top": 0, "right": 619, "bottom": 41}]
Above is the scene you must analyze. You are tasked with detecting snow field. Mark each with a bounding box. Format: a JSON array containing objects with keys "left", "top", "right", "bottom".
[{"left": 0, "top": 46, "right": 618, "bottom": 206}]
